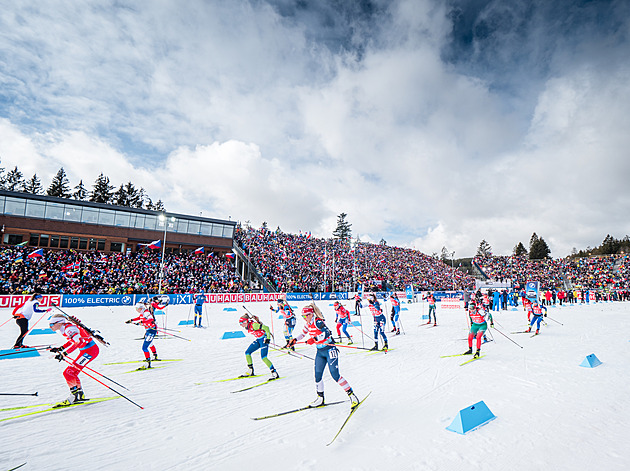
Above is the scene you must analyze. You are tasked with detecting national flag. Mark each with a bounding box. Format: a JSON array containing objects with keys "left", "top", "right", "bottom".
[
  {"left": 194, "top": 246, "right": 204, "bottom": 254},
  {"left": 27, "top": 248, "right": 44, "bottom": 258},
  {"left": 14, "top": 255, "right": 23, "bottom": 264},
  {"left": 306, "top": 231, "right": 311, "bottom": 239},
  {"left": 225, "top": 252, "right": 235, "bottom": 260},
  {"left": 145, "top": 240, "right": 162, "bottom": 249},
  {"left": 63, "top": 261, "right": 80, "bottom": 271},
  {"left": 16, "top": 241, "right": 28, "bottom": 247},
  {"left": 38, "top": 271, "right": 47, "bottom": 279}
]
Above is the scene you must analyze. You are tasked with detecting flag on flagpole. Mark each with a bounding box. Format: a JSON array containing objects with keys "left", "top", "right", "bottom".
[
  {"left": 225, "top": 252, "right": 235, "bottom": 260},
  {"left": 146, "top": 240, "right": 162, "bottom": 249},
  {"left": 16, "top": 241, "right": 28, "bottom": 247},
  {"left": 194, "top": 246, "right": 204, "bottom": 254},
  {"left": 27, "top": 248, "right": 44, "bottom": 258}
]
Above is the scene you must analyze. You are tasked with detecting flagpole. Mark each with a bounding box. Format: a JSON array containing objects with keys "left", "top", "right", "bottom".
[{"left": 158, "top": 214, "right": 167, "bottom": 294}]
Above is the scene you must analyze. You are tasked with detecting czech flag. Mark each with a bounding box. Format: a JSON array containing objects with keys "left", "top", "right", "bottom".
[
  {"left": 27, "top": 248, "right": 44, "bottom": 258},
  {"left": 147, "top": 240, "right": 162, "bottom": 249},
  {"left": 225, "top": 252, "right": 235, "bottom": 260},
  {"left": 194, "top": 246, "right": 204, "bottom": 254}
]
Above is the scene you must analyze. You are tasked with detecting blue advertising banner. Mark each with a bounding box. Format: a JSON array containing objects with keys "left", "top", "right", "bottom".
[
  {"left": 61, "top": 295, "right": 134, "bottom": 307},
  {"left": 525, "top": 281, "right": 539, "bottom": 300},
  {"left": 405, "top": 285, "right": 414, "bottom": 300}
]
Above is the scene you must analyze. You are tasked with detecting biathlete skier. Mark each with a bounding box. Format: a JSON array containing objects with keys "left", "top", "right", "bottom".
[
  {"left": 193, "top": 292, "right": 205, "bottom": 327},
  {"left": 270, "top": 299, "right": 296, "bottom": 350},
  {"left": 287, "top": 303, "right": 359, "bottom": 407},
  {"left": 354, "top": 293, "right": 362, "bottom": 317},
  {"left": 48, "top": 314, "right": 99, "bottom": 404},
  {"left": 333, "top": 301, "right": 352, "bottom": 343},
  {"left": 389, "top": 292, "right": 401, "bottom": 334},
  {"left": 11, "top": 293, "right": 50, "bottom": 349},
  {"left": 424, "top": 293, "right": 437, "bottom": 325},
  {"left": 526, "top": 301, "right": 547, "bottom": 335},
  {"left": 238, "top": 313, "right": 279, "bottom": 380},
  {"left": 464, "top": 300, "right": 488, "bottom": 359},
  {"left": 367, "top": 294, "right": 388, "bottom": 351},
  {"left": 126, "top": 302, "right": 160, "bottom": 367}
]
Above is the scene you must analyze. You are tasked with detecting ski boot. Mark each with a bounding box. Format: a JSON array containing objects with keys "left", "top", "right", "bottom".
[
  {"left": 309, "top": 391, "right": 325, "bottom": 407},
  {"left": 382, "top": 342, "right": 389, "bottom": 352},
  {"left": 369, "top": 342, "right": 379, "bottom": 351},
  {"left": 396, "top": 329, "right": 401, "bottom": 335},
  {"left": 152, "top": 352, "right": 159, "bottom": 361},
  {"left": 143, "top": 357, "right": 152, "bottom": 369},
  {"left": 463, "top": 347, "right": 473, "bottom": 355},
  {"left": 473, "top": 349, "right": 481, "bottom": 359},
  {"left": 535, "top": 329, "right": 539, "bottom": 335},
  {"left": 269, "top": 369, "right": 280, "bottom": 380},
  {"left": 70, "top": 386, "right": 86, "bottom": 403},
  {"left": 347, "top": 388, "right": 359, "bottom": 408},
  {"left": 526, "top": 327, "right": 531, "bottom": 333},
  {"left": 240, "top": 364, "right": 254, "bottom": 377}
]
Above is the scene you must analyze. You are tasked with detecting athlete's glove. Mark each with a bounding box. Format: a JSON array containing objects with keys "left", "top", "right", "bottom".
[
  {"left": 125, "top": 319, "right": 133, "bottom": 324},
  {"left": 49, "top": 346, "right": 64, "bottom": 353},
  {"left": 264, "top": 337, "right": 270, "bottom": 345},
  {"left": 54, "top": 352, "right": 66, "bottom": 362},
  {"left": 306, "top": 338, "right": 315, "bottom": 345},
  {"left": 286, "top": 338, "right": 297, "bottom": 348}
]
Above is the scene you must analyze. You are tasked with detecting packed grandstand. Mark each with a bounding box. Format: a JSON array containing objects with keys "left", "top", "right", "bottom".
[{"left": 2, "top": 224, "right": 629, "bottom": 296}]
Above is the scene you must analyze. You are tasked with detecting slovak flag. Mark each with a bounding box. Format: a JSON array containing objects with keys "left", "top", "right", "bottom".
[
  {"left": 225, "top": 252, "right": 235, "bottom": 260},
  {"left": 27, "top": 248, "right": 44, "bottom": 258},
  {"left": 194, "top": 246, "right": 204, "bottom": 254},
  {"left": 306, "top": 231, "right": 311, "bottom": 239},
  {"left": 147, "top": 240, "right": 162, "bottom": 249}
]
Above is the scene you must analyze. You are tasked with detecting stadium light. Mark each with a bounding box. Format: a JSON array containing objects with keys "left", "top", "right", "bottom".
[{"left": 158, "top": 214, "right": 176, "bottom": 294}]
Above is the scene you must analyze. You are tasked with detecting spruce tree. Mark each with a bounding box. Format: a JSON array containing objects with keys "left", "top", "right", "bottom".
[
  {"left": 47, "top": 167, "right": 71, "bottom": 198},
  {"left": 72, "top": 180, "right": 88, "bottom": 200},
  {"left": 5, "top": 166, "right": 25, "bottom": 191},
  {"left": 112, "top": 184, "right": 128, "bottom": 206},
  {"left": 529, "top": 233, "right": 551, "bottom": 259},
  {"left": 332, "top": 212, "right": 352, "bottom": 241},
  {"left": 23, "top": 174, "right": 43, "bottom": 194},
  {"left": 89, "top": 173, "right": 114, "bottom": 204},
  {"left": 125, "top": 182, "right": 142, "bottom": 208},
  {"left": 513, "top": 242, "right": 528, "bottom": 257},
  {"left": 476, "top": 239, "right": 492, "bottom": 257}
]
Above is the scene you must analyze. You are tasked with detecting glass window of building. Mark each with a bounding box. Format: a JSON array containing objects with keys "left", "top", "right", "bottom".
[
  {"left": 97, "top": 239, "right": 105, "bottom": 251},
  {"left": 114, "top": 211, "right": 131, "bottom": 227},
  {"left": 0, "top": 195, "right": 5, "bottom": 212},
  {"left": 176, "top": 219, "right": 188, "bottom": 233},
  {"left": 212, "top": 224, "right": 224, "bottom": 237},
  {"left": 200, "top": 223, "right": 212, "bottom": 236},
  {"left": 64, "top": 205, "right": 82, "bottom": 222},
  {"left": 82, "top": 208, "right": 99, "bottom": 224},
  {"left": 45, "top": 203, "right": 64, "bottom": 220},
  {"left": 39, "top": 234, "right": 49, "bottom": 247},
  {"left": 4, "top": 197, "right": 26, "bottom": 216},
  {"left": 98, "top": 209, "right": 115, "bottom": 226},
  {"left": 79, "top": 238, "right": 88, "bottom": 249},
  {"left": 25, "top": 201, "right": 46, "bottom": 218},
  {"left": 59, "top": 236, "right": 69, "bottom": 249},
  {"left": 4, "top": 234, "right": 23, "bottom": 245},
  {"left": 89, "top": 238, "right": 97, "bottom": 250},
  {"left": 50, "top": 235, "right": 60, "bottom": 248},
  {"left": 110, "top": 242, "right": 124, "bottom": 252},
  {"left": 144, "top": 215, "right": 157, "bottom": 231},
  {"left": 134, "top": 214, "right": 145, "bottom": 229},
  {"left": 224, "top": 226, "right": 234, "bottom": 238},
  {"left": 187, "top": 221, "right": 201, "bottom": 235},
  {"left": 29, "top": 234, "right": 39, "bottom": 246},
  {"left": 70, "top": 237, "right": 79, "bottom": 249}
]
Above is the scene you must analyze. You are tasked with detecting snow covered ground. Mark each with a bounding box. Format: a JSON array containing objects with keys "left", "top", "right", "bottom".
[{"left": 1, "top": 299, "right": 628, "bottom": 471}]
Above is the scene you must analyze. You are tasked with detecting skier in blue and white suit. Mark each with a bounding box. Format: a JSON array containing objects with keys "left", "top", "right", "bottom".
[
  {"left": 366, "top": 294, "right": 388, "bottom": 351},
  {"left": 193, "top": 292, "right": 205, "bottom": 327}
]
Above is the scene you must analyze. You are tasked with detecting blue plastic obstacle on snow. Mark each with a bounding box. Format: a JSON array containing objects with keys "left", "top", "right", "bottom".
[
  {"left": 223, "top": 307, "right": 237, "bottom": 312},
  {"left": 0, "top": 348, "right": 41, "bottom": 360},
  {"left": 221, "top": 331, "right": 246, "bottom": 340},
  {"left": 401, "top": 307, "right": 408, "bottom": 311},
  {"left": 178, "top": 320, "right": 194, "bottom": 326},
  {"left": 580, "top": 353, "right": 602, "bottom": 368},
  {"left": 351, "top": 321, "right": 362, "bottom": 327},
  {"left": 446, "top": 401, "right": 496, "bottom": 434},
  {"left": 154, "top": 310, "right": 165, "bottom": 316},
  {"left": 422, "top": 315, "right": 429, "bottom": 320},
  {"left": 30, "top": 328, "right": 55, "bottom": 335}
]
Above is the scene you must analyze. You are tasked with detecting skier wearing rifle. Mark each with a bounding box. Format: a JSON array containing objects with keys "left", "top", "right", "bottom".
[
  {"left": 238, "top": 313, "right": 279, "bottom": 380},
  {"left": 126, "top": 302, "right": 159, "bottom": 367},
  {"left": 389, "top": 292, "right": 401, "bottom": 334},
  {"left": 424, "top": 292, "right": 437, "bottom": 325},
  {"left": 463, "top": 299, "right": 488, "bottom": 359},
  {"left": 333, "top": 301, "right": 352, "bottom": 343},
  {"left": 192, "top": 292, "right": 205, "bottom": 328},
  {"left": 526, "top": 300, "right": 547, "bottom": 335},
  {"left": 287, "top": 303, "right": 359, "bottom": 407},
  {"left": 366, "top": 294, "right": 388, "bottom": 351},
  {"left": 48, "top": 314, "right": 100, "bottom": 404},
  {"left": 11, "top": 293, "right": 50, "bottom": 349},
  {"left": 270, "top": 299, "right": 296, "bottom": 349}
]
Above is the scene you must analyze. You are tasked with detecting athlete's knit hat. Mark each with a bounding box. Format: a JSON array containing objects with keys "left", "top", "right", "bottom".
[{"left": 49, "top": 315, "right": 66, "bottom": 327}]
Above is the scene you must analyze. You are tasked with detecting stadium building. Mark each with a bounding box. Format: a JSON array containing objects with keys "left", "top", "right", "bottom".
[{"left": 0, "top": 189, "right": 235, "bottom": 255}]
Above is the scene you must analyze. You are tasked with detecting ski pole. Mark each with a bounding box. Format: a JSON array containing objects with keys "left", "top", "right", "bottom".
[
  {"left": 0, "top": 346, "right": 52, "bottom": 358},
  {"left": 268, "top": 343, "right": 314, "bottom": 361},
  {"left": 546, "top": 315, "right": 564, "bottom": 325},
  {"left": 61, "top": 357, "right": 143, "bottom": 409},
  {"left": 398, "top": 316, "right": 406, "bottom": 335},
  {"left": 80, "top": 364, "right": 130, "bottom": 391},
  {"left": 154, "top": 328, "right": 191, "bottom": 341},
  {"left": 0, "top": 392, "right": 38, "bottom": 396},
  {"left": 491, "top": 326, "right": 523, "bottom": 349},
  {"left": 0, "top": 317, "right": 14, "bottom": 329},
  {"left": 334, "top": 344, "right": 375, "bottom": 351},
  {"left": 349, "top": 322, "right": 374, "bottom": 343}
]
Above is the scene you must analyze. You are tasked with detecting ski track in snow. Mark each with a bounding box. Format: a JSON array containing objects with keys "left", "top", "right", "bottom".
[{"left": 0, "top": 300, "right": 629, "bottom": 470}]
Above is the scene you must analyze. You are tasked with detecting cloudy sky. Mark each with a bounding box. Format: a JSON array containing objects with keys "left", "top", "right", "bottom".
[{"left": 1, "top": 0, "right": 629, "bottom": 258}]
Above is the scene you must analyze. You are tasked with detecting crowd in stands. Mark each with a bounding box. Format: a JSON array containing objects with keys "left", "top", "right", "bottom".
[
  {"left": 0, "top": 246, "right": 246, "bottom": 295},
  {"left": 2, "top": 227, "right": 630, "bottom": 296},
  {"left": 235, "top": 226, "right": 476, "bottom": 293},
  {"left": 474, "top": 253, "right": 630, "bottom": 290}
]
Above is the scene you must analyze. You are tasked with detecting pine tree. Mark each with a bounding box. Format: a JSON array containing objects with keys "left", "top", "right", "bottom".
[
  {"left": 600, "top": 234, "right": 620, "bottom": 255},
  {"left": 0, "top": 159, "right": 6, "bottom": 189},
  {"left": 89, "top": 173, "right": 114, "bottom": 204},
  {"left": 145, "top": 197, "right": 154, "bottom": 210},
  {"left": 5, "top": 166, "right": 25, "bottom": 191},
  {"left": 332, "top": 213, "right": 352, "bottom": 241},
  {"left": 47, "top": 168, "right": 71, "bottom": 198},
  {"left": 513, "top": 242, "right": 528, "bottom": 257},
  {"left": 529, "top": 233, "right": 551, "bottom": 259},
  {"left": 23, "top": 174, "right": 43, "bottom": 194},
  {"left": 72, "top": 180, "right": 88, "bottom": 200},
  {"left": 476, "top": 240, "right": 492, "bottom": 257},
  {"left": 379, "top": 238, "right": 387, "bottom": 245},
  {"left": 154, "top": 199, "right": 165, "bottom": 211},
  {"left": 125, "top": 182, "right": 142, "bottom": 208},
  {"left": 112, "top": 184, "right": 128, "bottom": 206}
]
